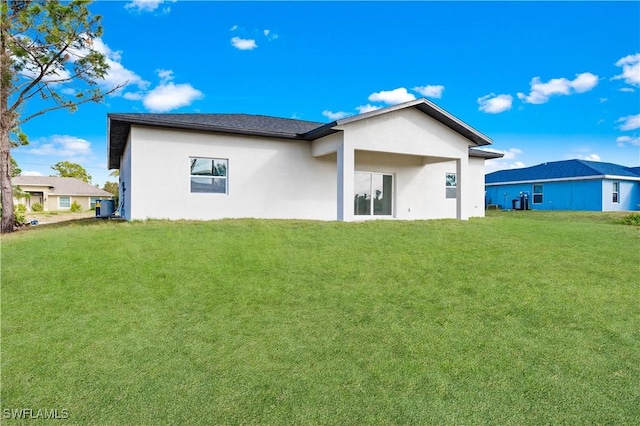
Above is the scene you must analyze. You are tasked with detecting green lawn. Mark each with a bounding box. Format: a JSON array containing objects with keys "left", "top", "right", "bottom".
[{"left": 1, "top": 212, "right": 639, "bottom": 424}]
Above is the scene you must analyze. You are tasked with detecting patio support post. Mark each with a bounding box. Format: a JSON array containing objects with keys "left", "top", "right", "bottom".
[
  {"left": 456, "top": 157, "right": 469, "bottom": 220},
  {"left": 337, "top": 142, "right": 354, "bottom": 221}
]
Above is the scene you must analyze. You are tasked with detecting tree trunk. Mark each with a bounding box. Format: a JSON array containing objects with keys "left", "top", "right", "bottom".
[
  {"left": 1, "top": 5, "right": 15, "bottom": 234},
  {"left": 0, "top": 120, "right": 12, "bottom": 233}
]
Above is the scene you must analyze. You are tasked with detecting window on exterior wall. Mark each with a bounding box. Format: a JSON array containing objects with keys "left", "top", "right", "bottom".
[
  {"left": 59, "top": 196, "right": 70, "bottom": 209},
  {"left": 612, "top": 182, "right": 619, "bottom": 203},
  {"left": 190, "top": 157, "right": 228, "bottom": 194},
  {"left": 446, "top": 173, "right": 457, "bottom": 199},
  {"left": 532, "top": 184, "right": 543, "bottom": 204},
  {"left": 90, "top": 197, "right": 101, "bottom": 209},
  {"left": 354, "top": 172, "right": 393, "bottom": 216}
]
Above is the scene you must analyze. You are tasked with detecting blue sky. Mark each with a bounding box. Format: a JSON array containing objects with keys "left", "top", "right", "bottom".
[{"left": 12, "top": 0, "right": 640, "bottom": 187}]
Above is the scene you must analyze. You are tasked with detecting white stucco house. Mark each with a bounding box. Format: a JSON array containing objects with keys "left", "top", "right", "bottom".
[{"left": 107, "top": 98, "right": 503, "bottom": 222}]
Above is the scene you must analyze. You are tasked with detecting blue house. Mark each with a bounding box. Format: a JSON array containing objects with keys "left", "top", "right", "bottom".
[{"left": 485, "top": 159, "right": 640, "bottom": 211}]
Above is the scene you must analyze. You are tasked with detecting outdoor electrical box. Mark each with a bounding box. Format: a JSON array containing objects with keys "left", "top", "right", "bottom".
[{"left": 96, "top": 199, "right": 114, "bottom": 218}]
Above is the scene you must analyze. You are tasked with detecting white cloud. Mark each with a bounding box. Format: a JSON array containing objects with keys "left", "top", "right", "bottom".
[
  {"left": 478, "top": 93, "right": 513, "bottom": 114},
  {"left": 612, "top": 53, "right": 640, "bottom": 86},
  {"left": 599, "top": 98, "right": 608, "bottom": 103},
  {"left": 481, "top": 147, "right": 523, "bottom": 160},
  {"left": 80, "top": 38, "right": 149, "bottom": 96},
  {"left": 142, "top": 70, "right": 203, "bottom": 112},
  {"left": 230, "top": 25, "right": 238, "bottom": 31},
  {"left": 231, "top": 36, "right": 258, "bottom": 50},
  {"left": 123, "top": 91, "right": 144, "bottom": 101},
  {"left": 577, "top": 154, "right": 601, "bottom": 162},
  {"left": 571, "top": 73, "right": 599, "bottom": 93},
  {"left": 368, "top": 88, "right": 415, "bottom": 105},
  {"left": 356, "top": 104, "right": 382, "bottom": 114},
  {"left": 413, "top": 85, "right": 445, "bottom": 99},
  {"left": 485, "top": 160, "right": 526, "bottom": 174},
  {"left": 616, "top": 135, "right": 640, "bottom": 147},
  {"left": 125, "top": 0, "right": 173, "bottom": 13},
  {"left": 619, "top": 87, "right": 635, "bottom": 93},
  {"left": 263, "top": 29, "right": 279, "bottom": 41},
  {"left": 517, "top": 72, "right": 598, "bottom": 104},
  {"left": 20, "top": 171, "right": 44, "bottom": 177},
  {"left": 617, "top": 114, "right": 640, "bottom": 131},
  {"left": 322, "top": 110, "right": 351, "bottom": 120},
  {"left": 27, "top": 135, "right": 93, "bottom": 157},
  {"left": 156, "top": 69, "right": 174, "bottom": 82}
]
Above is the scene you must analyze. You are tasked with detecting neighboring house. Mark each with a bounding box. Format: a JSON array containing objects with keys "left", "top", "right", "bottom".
[
  {"left": 12, "top": 176, "right": 113, "bottom": 212},
  {"left": 485, "top": 159, "right": 640, "bottom": 211},
  {"left": 107, "top": 98, "right": 503, "bottom": 222}
]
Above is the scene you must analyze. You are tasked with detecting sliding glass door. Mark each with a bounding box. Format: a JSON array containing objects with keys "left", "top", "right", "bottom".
[{"left": 354, "top": 172, "right": 393, "bottom": 216}]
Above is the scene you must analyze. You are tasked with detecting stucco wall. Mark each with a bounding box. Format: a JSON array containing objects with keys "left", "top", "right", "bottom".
[
  {"left": 14, "top": 189, "right": 100, "bottom": 212},
  {"left": 126, "top": 126, "right": 337, "bottom": 220},
  {"left": 122, "top": 107, "right": 491, "bottom": 221}
]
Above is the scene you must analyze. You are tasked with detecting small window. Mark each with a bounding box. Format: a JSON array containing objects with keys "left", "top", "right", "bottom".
[
  {"left": 445, "top": 173, "right": 457, "bottom": 199},
  {"left": 532, "top": 184, "right": 543, "bottom": 204},
  {"left": 90, "top": 197, "right": 101, "bottom": 209},
  {"left": 59, "top": 196, "right": 71, "bottom": 209},
  {"left": 612, "top": 182, "right": 619, "bottom": 203},
  {"left": 190, "top": 157, "right": 228, "bottom": 194}
]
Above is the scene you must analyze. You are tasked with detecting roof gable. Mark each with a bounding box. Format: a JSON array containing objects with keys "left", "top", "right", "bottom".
[{"left": 486, "top": 159, "right": 640, "bottom": 184}]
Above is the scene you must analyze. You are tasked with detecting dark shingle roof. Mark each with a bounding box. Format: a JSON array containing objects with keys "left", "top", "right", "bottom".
[
  {"left": 485, "top": 159, "right": 640, "bottom": 184},
  {"left": 13, "top": 176, "right": 113, "bottom": 197}
]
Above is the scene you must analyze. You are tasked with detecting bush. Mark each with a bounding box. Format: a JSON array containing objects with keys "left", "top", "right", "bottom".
[
  {"left": 70, "top": 201, "right": 82, "bottom": 212},
  {"left": 31, "top": 202, "right": 44, "bottom": 212},
  {"left": 619, "top": 212, "right": 640, "bottom": 226},
  {"left": 14, "top": 204, "right": 27, "bottom": 225}
]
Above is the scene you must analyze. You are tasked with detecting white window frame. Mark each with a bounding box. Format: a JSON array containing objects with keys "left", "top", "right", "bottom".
[
  {"left": 90, "top": 197, "right": 101, "bottom": 209},
  {"left": 446, "top": 173, "right": 457, "bottom": 199},
  {"left": 612, "top": 181, "right": 619, "bottom": 203},
  {"left": 59, "top": 196, "right": 71, "bottom": 209},
  {"left": 189, "top": 157, "right": 228, "bottom": 194},
  {"left": 532, "top": 184, "right": 543, "bottom": 204}
]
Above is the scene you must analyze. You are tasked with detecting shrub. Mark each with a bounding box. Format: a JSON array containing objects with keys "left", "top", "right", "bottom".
[
  {"left": 619, "top": 212, "right": 640, "bottom": 226},
  {"left": 14, "top": 204, "right": 27, "bottom": 225},
  {"left": 70, "top": 201, "right": 82, "bottom": 212},
  {"left": 31, "top": 202, "right": 44, "bottom": 212}
]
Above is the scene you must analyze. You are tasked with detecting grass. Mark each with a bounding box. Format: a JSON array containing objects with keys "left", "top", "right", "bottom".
[{"left": 1, "top": 211, "right": 639, "bottom": 424}]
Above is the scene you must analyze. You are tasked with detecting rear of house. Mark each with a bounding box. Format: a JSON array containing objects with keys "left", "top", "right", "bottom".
[
  {"left": 108, "top": 99, "right": 503, "bottom": 222},
  {"left": 485, "top": 160, "right": 640, "bottom": 211},
  {"left": 12, "top": 176, "right": 113, "bottom": 212}
]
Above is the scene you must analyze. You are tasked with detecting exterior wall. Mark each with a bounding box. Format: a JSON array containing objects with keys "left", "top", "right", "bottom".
[
  {"left": 602, "top": 179, "right": 640, "bottom": 211},
  {"left": 14, "top": 188, "right": 103, "bottom": 212},
  {"left": 122, "top": 108, "right": 491, "bottom": 221},
  {"left": 468, "top": 157, "right": 487, "bottom": 218},
  {"left": 119, "top": 133, "right": 133, "bottom": 219},
  {"left": 125, "top": 126, "right": 337, "bottom": 220},
  {"left": 486, "top": 179, "right": 606, "bottom": 211}
]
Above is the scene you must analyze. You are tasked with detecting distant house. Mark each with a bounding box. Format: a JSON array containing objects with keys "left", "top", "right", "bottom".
[
  {"left": 107, "top": 99, "right": 503, "bottom": 221},
  {"left": 12, "top": 176, "right": 113, "bottom": 212},
  {"left": 485, "top": 159, "right": 640, "bottom": 211}
]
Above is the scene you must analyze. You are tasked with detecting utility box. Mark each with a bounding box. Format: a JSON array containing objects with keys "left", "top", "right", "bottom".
[{"left": 96, "top": 199, "right": 114, "bottom": 218}]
